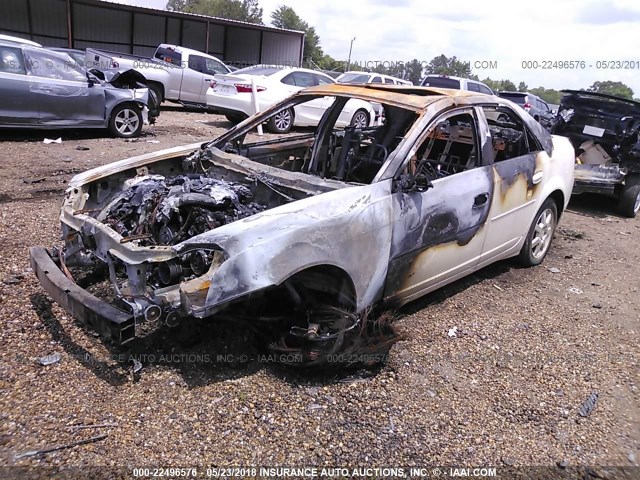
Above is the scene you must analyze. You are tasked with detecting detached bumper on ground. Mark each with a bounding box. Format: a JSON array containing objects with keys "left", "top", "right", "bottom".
[{"left": 29, "top": 247, "right": 135, "bottom": 344}]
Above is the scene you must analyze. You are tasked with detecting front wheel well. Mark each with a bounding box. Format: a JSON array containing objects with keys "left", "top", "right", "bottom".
[
  {"left": 548, "top": 189, "right": 565, "bottom": 219},
  {"left": 281, "top": 265, "right": 357, "bottom": 309}
]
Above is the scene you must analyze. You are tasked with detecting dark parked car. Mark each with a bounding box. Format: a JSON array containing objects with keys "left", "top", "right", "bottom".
[
  {"left": 48, "top": 46, "right": 161, "bottom": 121},
  {"left": 0, "top": 41, "right": 155, "bottom": 137},
  {"left": 552, "top": 89, "right": 640, "bottom": 217},
  {"left": 498, "top": 91, "right": 555, "bottom": 131}
]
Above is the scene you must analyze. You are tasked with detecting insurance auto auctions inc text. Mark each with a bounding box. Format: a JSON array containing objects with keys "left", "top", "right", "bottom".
[{"left": 249, "top": 466, "right": 497, "bottom": 478}]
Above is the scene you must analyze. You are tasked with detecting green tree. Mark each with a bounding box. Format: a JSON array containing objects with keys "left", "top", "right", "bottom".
[
  {"left": 529, "top": 87, "right": 562, "bottom": 104},
  {"left": 517, "top": 81, "right": 528, "bottom": 92},
  {"left": 166, "top": 0, "right": 263, "bottom": 24},
  {"left": 315, "top": 54, "right": 344, "bottom": 72},
  {"left": 404, "top": 59, "right": 423, "bottom": 84},
  {"left": 271, "top": 6, "right": 323, "bottom": 64},
  {"left": 166, "top": 0, "right": 196, "bottom": 11},
  {"left": 425, "top": 54, "right": 473, "bottom": 78},
  {"left": 482, "top": 78, "right": 516, "bottom": 92},
  {"left": 587, "top": 81, "right": 634, "bottom": 99}
]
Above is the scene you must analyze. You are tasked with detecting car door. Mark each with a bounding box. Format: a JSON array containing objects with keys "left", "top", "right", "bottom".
[
  {"left": 24, "top": 48, "right": 105, "bottom": 126},
  {"left": 383, "top": 108, "right": 493, "bottom": 306},
  {"left": 286, "top": 72, "right": 327, "bottom": 125},
  {"left": 475, "top": 105, "right": 548, "bottom": 268},
  {"left": 180, "top": 54, "right": 213, "bottom": 104},
  {"left": 191, "top": 56, "right": 230, "bottom": 103},
  {"left": 0, "top": 45, "right": 38, "bottom": 125}
]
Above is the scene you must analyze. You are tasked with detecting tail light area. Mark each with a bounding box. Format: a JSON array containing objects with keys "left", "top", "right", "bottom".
[
  {"left": 209, "top": 80, "right": 266, "bottom": 93},
  {"left": 234, "top": 84, "right": 266, "bottom": 93}
]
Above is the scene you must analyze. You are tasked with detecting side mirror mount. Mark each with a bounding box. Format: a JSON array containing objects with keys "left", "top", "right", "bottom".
[
  {"left": 395, "top": 173, "right": 433, "bottom": 193},
  {"left": 86, "top": 71, "right": 100, "bottom": 87}
]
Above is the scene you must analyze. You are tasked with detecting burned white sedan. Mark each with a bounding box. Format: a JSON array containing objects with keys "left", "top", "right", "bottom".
[{"left": 30, "top": 85, "right": 574, "bottom": 362}]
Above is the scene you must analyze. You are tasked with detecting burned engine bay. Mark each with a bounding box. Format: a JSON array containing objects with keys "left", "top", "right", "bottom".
[{"left": 101, "top": 175, "right": 267, "bottom": 248}]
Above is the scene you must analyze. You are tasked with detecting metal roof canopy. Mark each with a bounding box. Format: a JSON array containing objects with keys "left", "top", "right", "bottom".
[{"left": 0, "top": 0, "right": 305, "bottom": 67}]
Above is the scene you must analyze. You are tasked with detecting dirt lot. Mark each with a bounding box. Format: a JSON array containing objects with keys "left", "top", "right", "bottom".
[{"left": 0, "top": 108, "right": 638, "bottom": 475}]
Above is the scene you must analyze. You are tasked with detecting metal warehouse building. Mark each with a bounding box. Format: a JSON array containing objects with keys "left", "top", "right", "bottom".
[{"left": 0, "top": 0, "right": 304, "bottom": 67}]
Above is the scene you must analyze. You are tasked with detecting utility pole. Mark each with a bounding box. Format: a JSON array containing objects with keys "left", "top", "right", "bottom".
[{"left": 346, "top": 37, "right": 356, "bottom": 72}]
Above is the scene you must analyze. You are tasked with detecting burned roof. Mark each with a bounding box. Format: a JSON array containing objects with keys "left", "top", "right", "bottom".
[{"left": 299, "top": 83, "right": 494, "bottom": 111}]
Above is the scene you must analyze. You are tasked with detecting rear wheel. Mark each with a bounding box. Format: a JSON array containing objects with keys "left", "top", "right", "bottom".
[
  {"left": 109, "top": 104, "right": 143, "bottom": 138},
  {"left": 267, "top": 108, "right": 294, "bottom": 133},
  {"left": 518, "top": 198, "right": 558, "bottom": 267},
  {"left": 350, "top": 109, "right": 369, "bottom": 128},
  {"left": 618, "top": 182, "right": 640, "bottom": 218}
]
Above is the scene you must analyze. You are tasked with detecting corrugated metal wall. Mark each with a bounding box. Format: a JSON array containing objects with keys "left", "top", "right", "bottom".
[
  {"left": 0, "top": 0, "right": 303, "bottom": 66},
  {"left": 261, "top": 32, "right": 304, "bottom": 68}
]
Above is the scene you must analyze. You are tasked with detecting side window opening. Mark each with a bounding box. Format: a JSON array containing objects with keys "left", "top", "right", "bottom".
[
  {"left": 205, "top": 57, "right": 228, "bottom": 75},
  {"left": 482, "top": 106, "right": 540, "bottom": 162},
  {"left": 0, "top": 46, "right": 26, "bottom": 74},
  {"left": 292, "top": 72, "right": 316, "bottom": 87},
  {"left": 220, "top": 97, "right": 418, "bottom": 186},
  {"left": 281, "top": 73, "right": 296, "bottom": 86},
  {"left": 188, "top": 55, "right": 205, "bottom": 73},
  {"left": 409, "top": 112, "right": 478, "bottom": 180},
  {"left": 467, "top": 82, "right": 481, "bottom": 92},
  {"left": 315, "top": 74, "right": 333, "bottom": 85}
]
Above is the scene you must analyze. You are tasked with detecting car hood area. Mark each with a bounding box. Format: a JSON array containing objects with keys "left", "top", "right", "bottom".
[{"left": 61, "top": 143, "right": 394, "bottom": 315}]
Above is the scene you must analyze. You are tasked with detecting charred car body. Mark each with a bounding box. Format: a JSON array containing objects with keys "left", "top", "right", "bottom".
[
  {"left": 553, "top": 89, "right": 640, "bottom": 217},
  {"left": 0, "top": 41, "right": 156, "bottom": 138},
  {"left": 30, "top": 85, "right": 574, "bottom": 361}
]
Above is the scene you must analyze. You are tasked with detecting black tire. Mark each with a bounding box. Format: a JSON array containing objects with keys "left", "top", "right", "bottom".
[
  {"left": 109, "top": 103, "right": 144, "bottom": 138},
  {"left": 267, "top": 108, "right": 294, "bottom": 133},
  {"left": 146, "top": 83, "right": 163, "bottom": 123},
  {"left": 350, "top": 109, "right": 369, "bottom": 128},
  {"left": 225, "top": 113, "right": 246, "bottom": 125},
  {"left": 518, "top": 198, "right": 558, "bottom": 267},
  {"left": 146, "top": 82, "right": 163, "bottom": 103},
  {"left": 618, "top": 183, "right": 640, "bottom": 218}
]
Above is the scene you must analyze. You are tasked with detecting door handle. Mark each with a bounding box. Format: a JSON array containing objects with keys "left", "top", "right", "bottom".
[
  {"left": 532, "top": 171, "right": 543, "bottom": 184},
  {"left": 204, "top": 78, "right": 212, "bottom": 82},
  {"left": 473, "top": 192, "right": 489, "bottom": 208}
]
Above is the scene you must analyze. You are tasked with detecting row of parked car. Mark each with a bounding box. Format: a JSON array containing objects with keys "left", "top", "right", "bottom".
[
  {"left": 1, "top": 34, "right": 639, "bottom": 218},
  {"left": 0, "top": 33, "right": 557, "bottom": 137}
]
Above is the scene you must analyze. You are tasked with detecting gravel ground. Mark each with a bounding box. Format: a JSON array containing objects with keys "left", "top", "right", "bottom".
[{"left": 0, "top": 108, "right": 638, "bottom": 476}]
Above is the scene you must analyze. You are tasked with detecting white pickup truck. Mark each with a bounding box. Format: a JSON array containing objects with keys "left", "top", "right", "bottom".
[{"left": 86, "top": 44, "right": 232, "bottom": 108}]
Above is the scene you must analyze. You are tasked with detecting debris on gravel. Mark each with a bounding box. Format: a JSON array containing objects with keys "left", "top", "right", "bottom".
[{"left": 0, "top": 110, "right": 638, "bottom": 470}]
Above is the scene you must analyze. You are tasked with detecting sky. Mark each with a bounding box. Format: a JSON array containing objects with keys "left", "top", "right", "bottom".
[{"left": 108, "top": 0, "right": 640, "bottom": 95}]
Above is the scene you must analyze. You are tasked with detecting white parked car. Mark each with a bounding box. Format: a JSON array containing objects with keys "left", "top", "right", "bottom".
[
  {"left": 421, "top": 74, "right": 494, "bottom": 95},
  {"left": 206, "top": 65, "right": 376, "bottom": 133},
  {"left": 86, "top": 44, "right": 232, "bottom": 108},
  {"left": 336, "top": 71, "right": 412, "bottom": 86}
]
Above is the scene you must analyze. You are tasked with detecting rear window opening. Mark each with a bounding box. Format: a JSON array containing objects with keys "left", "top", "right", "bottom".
[
  {"left": 421, "top": 77, "right": 461, "bottom": 89},
  {"left": 154, "top": 46, "right": 182, "bottom": 65},
  {"left": 498, "top": 93, "right": 527, "bottom": 105},
  {"left": 234, "top": 66, "right": 283, "bottom": 76},
  {"left": 337, "top": 73, "right": 371, "bottom": 83}
]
